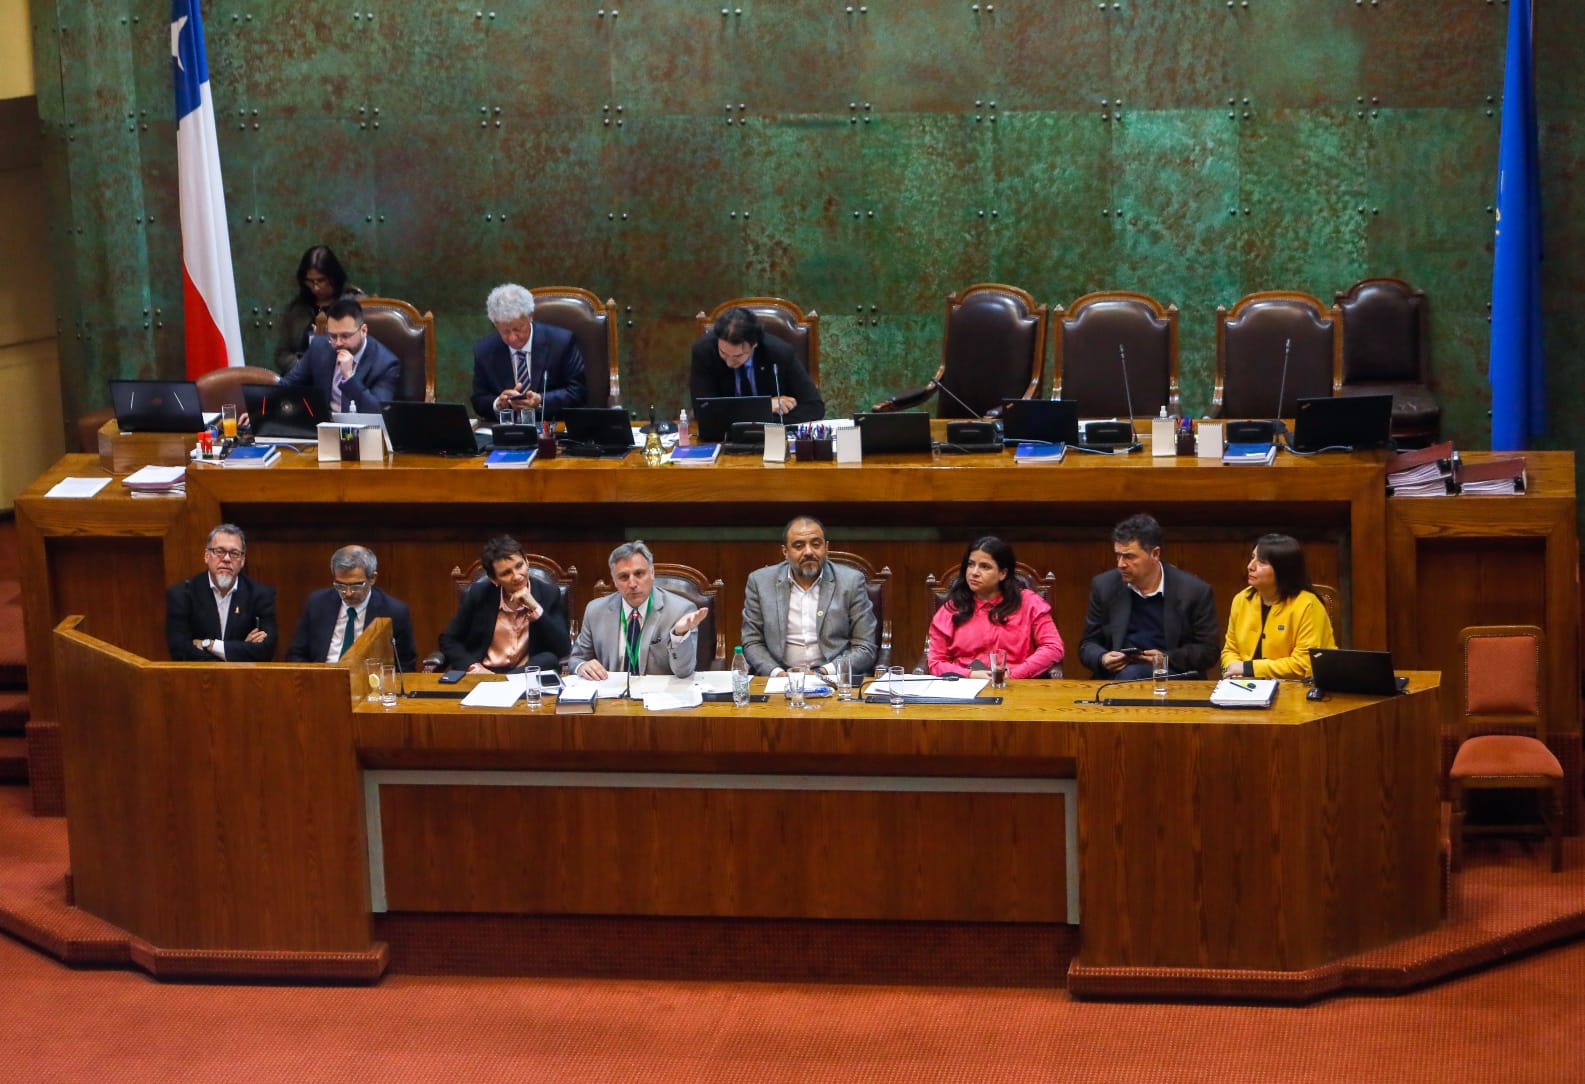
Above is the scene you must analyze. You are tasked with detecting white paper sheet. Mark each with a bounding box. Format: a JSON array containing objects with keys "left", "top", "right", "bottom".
[
  {"left": 45, "top": 477, "right": 111, "bottom": 499},
  {"left": 863, "top": 675, "right": 989, "bottom": 701},
  {"left": 560, "top": 673, "right": 631, "bottom": 699},
  {"left": 460, "top": 675, "right": 525, "bottom": 708},
  {"left": 642, "top": 688, "right": 704, "bottom": 711}
]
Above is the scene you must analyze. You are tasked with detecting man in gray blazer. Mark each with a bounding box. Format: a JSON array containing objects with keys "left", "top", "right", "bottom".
[
  {"left": 741, "top": 516, "right": 878, "bottom": 678},
  {"left": 570, "top": 540, "right": 710, "bottom": 679}
]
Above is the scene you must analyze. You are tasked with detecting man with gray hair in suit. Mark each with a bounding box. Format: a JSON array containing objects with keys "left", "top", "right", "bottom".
[
  {"left": 469, "top": 282, "right": 586, "bottom": 421},
  {"left": 741, "top": 515, "right": 877, "bottom": 678},
  {"left": 569, "top": 540, "right": 710, "bottom": 680}
]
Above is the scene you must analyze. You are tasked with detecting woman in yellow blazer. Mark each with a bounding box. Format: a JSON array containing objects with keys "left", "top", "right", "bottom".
[{"left": 1221, "top": 533, "right": 1337, "bottom": 680}]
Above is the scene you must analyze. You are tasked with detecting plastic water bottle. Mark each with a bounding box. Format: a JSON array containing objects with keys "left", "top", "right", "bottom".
[
  {"left": 731, "top": 646, "right": 751, "bottom": 707},
  {"left": 677, "top": 408, "right": 690, "bottom": 448}
]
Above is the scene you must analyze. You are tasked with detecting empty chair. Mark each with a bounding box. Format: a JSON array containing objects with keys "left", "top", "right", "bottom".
[
  {"left": 533, "top": 286, "right": 621, "bottom": 408},
  {"left": 1053, "top": 291, "right": 1179, "bottom": 418},
  {"left": 696, "top": 297, "right": 820, "bottom": 384},
  {"left": 873, "top": 283, "right": 1045, "bottom": 418},
  {"left": 1210, "top": 290, "right": 1340, "bottom": 419},
  {"left": 359, "top": 296, "right": 435, "bottom": 403},
  {"left": 195, "top": 365, "right": 280, "bottom": 419},
  {"left": 1334, "top": 277, "right": 1440, "bottom": 446},
  {"left": 420, "top": 554, "right": 579, "bottom": 673}
]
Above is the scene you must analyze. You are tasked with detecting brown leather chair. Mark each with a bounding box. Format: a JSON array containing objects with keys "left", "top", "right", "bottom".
[
  {"left": 360, "top": 296, "right": 435, "bottom": 402},
  {"left": 1053, "top": 291, "right": 1179, "bottom": 418},
  {"left": 196, "top": 365, "right": 280, "bottom": 417},
  {"left": 420, "top": 554, "right": 579, "bottom": 673},
  {"left": 873, "top": 284, "right": 1046, "bottom": 418},
  {"left": 593, "top": 562, "right": 726, "bottom": 671},
  {"left": 916, "top": 564, "right": 1061, "bottom": 677},
  {"left": 1309, "top": 583, "right": 1344, "bottom": 647},
  {"left": 1449, "top": 625, "right": 1564, "bottom": 872},
  {"left": 1210, "top": 290, "right": 1340, "bottom": 420},
  {"left": 533, "top": 286, "right": 620, "bottom": 408},
  {"left": 696, "top": 297, "right": 820, "bottom": 384},
  {"left": 827, "top": 550, "right": 892, "bottom": 670},
  {"left": 1334, "top": 277, "right": 1440, "bottom": 446}
]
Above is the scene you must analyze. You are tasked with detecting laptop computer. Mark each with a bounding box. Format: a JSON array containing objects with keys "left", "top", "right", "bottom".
[
  {"left": 1001, "top": 398, "right": 1080, "bottom": 446},
  {"left": 1289, "top": 394, "right": 1394, "bottom": 453},
  {"left": 854, "top": 411, "right": 933, "bottom": 455},
  {"left": 560, "top": 407, "right": 637, "bottom": 456},
  {"left": 110, "top": 379, "right": 206, "bottom": 433},
  {"left": 381, "top": 400, "right": 487, "bottom": 456},
  {"left": 244, "top": 385, "right": 330, "bottom": 440},
  {"left": 695, "top": 396, "right": 777, "bottom": 443},
  {"left": 1310, "top": 647, "right": 1410, "bottom": 696}
]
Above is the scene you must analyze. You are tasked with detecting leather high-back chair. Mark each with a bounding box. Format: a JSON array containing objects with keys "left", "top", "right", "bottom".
[
  {"left": 1053, "top": 291, "right": 1179, "bottom": 418},
  {"left": 917, "top": 564, "right": 1061, "bottom": 676},
  {"left": 827, "top": 550, "right": 892, "bottom": 670},
  {"left": 696, "top": 297, "right": 820, "bottom": 384},
  {"left": 1309, "top": 583, "right": 1344, "bottom": 647},
  {"left": 874, "top": 284, "right": 1045, "bottom": 418},
  {"left": 1334, "top": 277, "right": 1440, "bottom": 445},
  {"left": 359, "top": 297, "right": 435, "bottom": 402},
  {"left": 196, "top": 365, "right": 280, "bottom": 417},
  {"left": 1449, "top": 625, "right": 1565, "bottom": 872},
  {"left": 1211, "top": 290, "right": 1340, "bottom": 419},
  {"left": 595, "top": 562, "right": 726, "bottom": 672},
  {"left": 533, "top": 286, "right": 620, "bottom": 408},
  {"left": 419, "top": 554, "right": 579, "bottom": 673}
]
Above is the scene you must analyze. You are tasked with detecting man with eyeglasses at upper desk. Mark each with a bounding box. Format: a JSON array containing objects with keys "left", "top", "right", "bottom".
[
  {"left": 276, "top": 297, "right": 402, "bottom": 413},
  {"left": 165, "top": 523, "right": 278, "bottom": 662},
  {"left": 285, "top": 545, "right": 418, "bottom": 672}
]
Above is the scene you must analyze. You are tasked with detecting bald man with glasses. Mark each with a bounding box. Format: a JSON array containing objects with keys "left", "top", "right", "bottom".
[
  {"left": 285, "top": 545, "right": 418, "bottom": 672},
  {"left": 165, "top": 523, "right": 278, "bottom": 662}
]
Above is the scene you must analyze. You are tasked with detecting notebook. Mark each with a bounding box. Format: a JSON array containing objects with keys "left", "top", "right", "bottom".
[
  {"left": 1289, "top": 394, "right": 1394, "bottom": 453},
  {"left": 853, "top": 411, "right": 933, "bottom": 455},
  {"left": 695, "top": 396, "right": 777, "bottom": 443},
  {"left": 243, "top": 385, "right": 330, "bottom": 440},
  {"left": 381, "top": 400, "right": 487, "bottom": 456},
  {"left": 1309, "top": 647, "right": 1410, "bottom": 696},
  {"left": 1001, "top": 398, "right": 1080, "bottom": 446},
  {"left": 560, "top": 407, "right": 638, "bottom": 456},
  {"left": 110, "top": 379, "right": 206, "bottom": 433}
]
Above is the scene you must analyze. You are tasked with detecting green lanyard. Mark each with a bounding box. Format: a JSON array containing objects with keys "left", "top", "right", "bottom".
[{"left": 624, "top": 594, "right": 654, "bottom": 673}]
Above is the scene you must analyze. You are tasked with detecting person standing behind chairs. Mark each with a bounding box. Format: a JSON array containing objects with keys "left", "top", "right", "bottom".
[
  {"left": 470, "top": 283, "right": 586, "bottom": 422},
  {"left": 278, "top": 298, "right": 401, "bottom": 413},
  {"left": 1077, "top": 513, "right": 1218, "bottom": 681},
  {"left": 439, "top": 535, "right": 571, "bottom": 675},
  {"left": 286, "top": 545, "right": 418, "bottom": 672},
  {"left": 1220, "top": 534, "right": 1336, "bottom": 680},
  {"left": 689, "top": 307, "right": 824, "bottom": 425},
  {"left": 273, "top": 244, "right": 364, "bottom": 373},
  {"left": 569, "top": 541, "right": 710, "bottom": 680},
  {"left": 928, "top": 537, "right": 1063, "bottom": 679},
  {"left": 165, "top": 524, "right": 277, "bottom": 662},
  {"left": 741, "top": 515, "right": 876, "bottom": 678}
]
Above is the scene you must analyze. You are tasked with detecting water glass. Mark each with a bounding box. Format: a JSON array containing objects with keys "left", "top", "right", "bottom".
[
  {"left": 378, "top": 663, "right": 399, "bottom": 708},
  {"left": 522, "top": 665, "right": 542, "bottom": 708},
  {"left": 786, "top": 666, "right": 809, "bottom": 709},
  {"left": 364, "top": 659, "right": 382, "bottom": 703},
  {"left": 887, "top": 665, "right": 906, "bottom": 709},
  {"left": 1153, "top": 654, "right": 1169, "bottom": 697},
  {"left": 515, "top": 405, "right": 538, "bottom": 427},
  {"left": 496, "top": 408, "right": 515, "bottom": 428},
  {"left": 833, "top": 658, "right": 856, "bottom": 701},
  {"left": 987, "top": 649, "right": 1008, "bottom": 690}
]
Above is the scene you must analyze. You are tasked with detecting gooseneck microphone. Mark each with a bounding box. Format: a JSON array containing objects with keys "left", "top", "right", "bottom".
[
  {"left": 1273, "top": 337, "right": 1292, "bottom": 436},
  {"left": 772, "top": 363, "right": 784, "bottom": 416},
  {"left": 1118, "top": 343, "right": 1137, "bottom": 423},
  {"left": 932, "top": 378, "right": 983, "bottom": 419},
  {"left": 391, "top": 634, "right": 410, "bottom": 698},
  {"left": 1077, "top": 669, "right": 1203, "bottom": 705}
]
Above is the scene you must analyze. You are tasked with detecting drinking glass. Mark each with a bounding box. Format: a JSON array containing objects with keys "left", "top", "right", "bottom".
[
  {"left": 220, "top": 404, "right": 238, "bottom": 438},
  {"left": 887, "top": 665, "right": 906, "bottom": 709},
  {"left": 378, "top": 663, "right": 399, "bottom": 708},
  {"left": 833, "top": 658, "right": 856, "bottom": 701},
  {"left": 522, "top": 665, "right": 542, "bottom": 708},
  {"left": 987, "top": 649, "right": 1008, "bottom": 690},
  {"left": 364, "top": 659, "right": 382, "bottom": 703},
  {"left": 515, "top": 405, "right": 538, "bottom": 427},
  {"left": 1153, "top": 654, "right": 1169, "bottom": 697},
  {"left": 496, "top": 407, "right": 515, "bottom": 428},
  {"left": 786, "top": 665, "right": 809, "bottom": 709}
]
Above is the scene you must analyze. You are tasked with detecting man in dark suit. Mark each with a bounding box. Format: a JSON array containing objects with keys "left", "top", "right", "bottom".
[
  {"left": 1077, "top": 513, "right": 1219, "bottom": 680},
  {"left": 278, "top": 298, "right": 401, "bottom": 413},
  {"left": 439, "top": 535, "right": 572, "bottom": 674},
  {"left": 689, "top": 307, "right": 824, "bottom": 425},
  {"left": 285, "top": 545, "right": 418, "bottom": 672},
  {"left": 166, "top": 523, "right": 278, "bottom": 662},
  {"left": 470, "top": 283, "right": 586, "bottom": 421}
]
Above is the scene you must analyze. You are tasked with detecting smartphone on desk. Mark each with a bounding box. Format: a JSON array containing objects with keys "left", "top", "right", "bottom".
[{"left": 438, "top": 669, "right": 467, "bottom": 684}]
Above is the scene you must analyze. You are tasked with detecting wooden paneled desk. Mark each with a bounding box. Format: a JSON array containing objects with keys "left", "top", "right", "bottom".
[{"left": 54, "top": 618, "right": 1441, "bottom": 991}]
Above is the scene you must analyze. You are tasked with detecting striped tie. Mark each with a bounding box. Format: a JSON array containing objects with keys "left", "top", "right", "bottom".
[{"left": 514, "top": 349, "right": 529, "bottom": 389}]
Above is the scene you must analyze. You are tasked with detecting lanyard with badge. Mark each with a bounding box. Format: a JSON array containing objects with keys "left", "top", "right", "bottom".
[{"left": 624, "top": 594, "right": 654, "bottom": 673}]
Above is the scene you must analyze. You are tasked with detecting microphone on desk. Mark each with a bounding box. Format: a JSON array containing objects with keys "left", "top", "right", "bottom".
[
  {"left": 772, "top": 363, "right": 784, "bottom": 415},
  {"left": 1272, "top": 337, "right": 1292, "bottom": 438},
  {"left": 392, "top": 633, "right": 410, "bottom": 698},
  {"left": 1072, "top": 345, "right": 1143, "bottom": 453},
  {"left": 933, "top": 378, "right": 984, "bottom": 420},
  {"left": 1077, "top": 670, "right": 1202, "bottom": 705},
  {"left": 1118, "top": 343, "right": 1138, "bottom": 426}
]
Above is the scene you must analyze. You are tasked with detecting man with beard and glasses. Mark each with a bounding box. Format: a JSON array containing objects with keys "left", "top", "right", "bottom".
[
  {"left": 741, "top": 515, "right": 876, "bottom": 678},
  {"left": 165, "top": 523, "right": 278, "bottom": 662}
]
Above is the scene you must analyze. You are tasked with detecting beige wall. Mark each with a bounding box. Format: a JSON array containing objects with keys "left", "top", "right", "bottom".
[{"left": 1, "top": 0, "right": 64, "bottom": 511}]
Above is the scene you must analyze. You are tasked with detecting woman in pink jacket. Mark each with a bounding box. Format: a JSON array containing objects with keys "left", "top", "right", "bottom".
[{"left": 928, "top": 536, "right": 1064, "bottom": 679}]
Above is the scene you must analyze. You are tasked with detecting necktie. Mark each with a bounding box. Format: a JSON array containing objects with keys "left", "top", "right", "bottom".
[
  {"left": 338, "top": 605, "right": 356, "bottom": 659},
  {"left": 514, "top": 349, "right": 530, "bottom": 389},
  {"left": 626, "top": 610, "right": 642, "bottom": 674},
  {"left": 735, "top": 363, "right": 757, "bottom": 398},
  {"left": 330, "top": 370, "right": 345, "bottom": 412}
]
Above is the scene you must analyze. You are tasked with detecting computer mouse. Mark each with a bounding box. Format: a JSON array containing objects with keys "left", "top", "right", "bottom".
[{"left": 1306, "top": 686, "right": 1327, "bottom": 701}]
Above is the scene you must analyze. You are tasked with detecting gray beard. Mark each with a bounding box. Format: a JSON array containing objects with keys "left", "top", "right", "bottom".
[{"left": 212, "top": 572, "right": 236, "bottom": 592}]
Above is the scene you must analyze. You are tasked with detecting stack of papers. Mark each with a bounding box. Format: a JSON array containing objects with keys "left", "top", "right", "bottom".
[
  {"left": 1385, "top": 441, "right": 1458, "bottom": 497},
  {"left": 863, "top": 675, "right": 989, "bottom": 701},
  {"left": 1209, "top": 678, "right": 1279, "bottom": 707},
  {"left": 122, "top": 465, "right": 188, "bottom": 497}
]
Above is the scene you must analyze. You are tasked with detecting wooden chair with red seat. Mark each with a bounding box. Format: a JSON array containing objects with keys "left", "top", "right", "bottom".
[
  {"left": 915, "top": 564, "right": 1061, "bottom": 676},
  {"left": 592, "top": 562, "right": 727, "bottom": 671},
  {"left": 1449, "top": 624, "right": 1564, "bottom": 872},
  {"left": 696, "top": 297, "right": 820, "bottom": 385},
  {"left": 419, "top": 554, "right": 579, "bottom": 673}
]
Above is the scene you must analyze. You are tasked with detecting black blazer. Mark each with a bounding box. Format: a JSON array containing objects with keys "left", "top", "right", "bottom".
[
  {"left": 1076, "top": 563, "right": 1219, "bottom": 678},
  {"left": 285, "top": 586, "right": 418, "bottom": 672},
  {"left": 165, "top": 572, "right": 278, "bottom": 662},
  {"left": 689, "top": 333, "right": 825, "bottom": 425},
  {"left": 470, "top": 323, "right": 586, "bottom": 420},
  {"left": 279, "top": 333, "right": 402, "bottom": 412},
  {"left": 438, "top": 576, "right": 571, "bottom": 673}
]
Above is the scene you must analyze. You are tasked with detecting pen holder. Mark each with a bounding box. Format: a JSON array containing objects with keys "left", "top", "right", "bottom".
[{"left": 794, "top": 437, "right": 834, "bottom": 462}]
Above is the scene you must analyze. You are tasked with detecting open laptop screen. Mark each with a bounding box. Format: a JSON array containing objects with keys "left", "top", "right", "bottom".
[{"left": 110, "top": 379, "right": 205, "bottom": 433}]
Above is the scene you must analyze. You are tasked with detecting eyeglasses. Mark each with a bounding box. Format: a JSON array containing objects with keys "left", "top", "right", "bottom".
[
  {"left": 207, "top": 547, "right": 244, "bottom": 560},
  {"left": 331, "top": 581, "right": 372, "bottom": 595}
]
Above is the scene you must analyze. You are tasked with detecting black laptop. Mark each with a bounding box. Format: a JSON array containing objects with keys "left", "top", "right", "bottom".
[
  {"left": 1001, "top": 398, "right": 1080, "bottom": 446},
  {"left": 110, "top": 379, "right": 206, "bottom": 433},
  {"left": 244, "top": 385, "right": 330, "bottom": 440},
  {"left": 854, "top": 411, "right": 933, "bottom": 455},
  {"left": 1289, "top": 394, "right": 1394, "bottom": 453},
  {"left": 1310, "top": 647, "right": 1410, "bottom": 696},
  {"left": 560, "top": 407, "right": 637, "bottom": 456},
  {"left": 381, "top": 400, "right": 487, "bottom": 456},
  {"left": 695, "top": 396, "right": 778, "bottom": 443}
]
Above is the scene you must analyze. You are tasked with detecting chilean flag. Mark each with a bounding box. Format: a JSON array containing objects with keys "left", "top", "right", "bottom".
[{"left": 171, "top": 0, "right": 243, "bottom": 377}]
